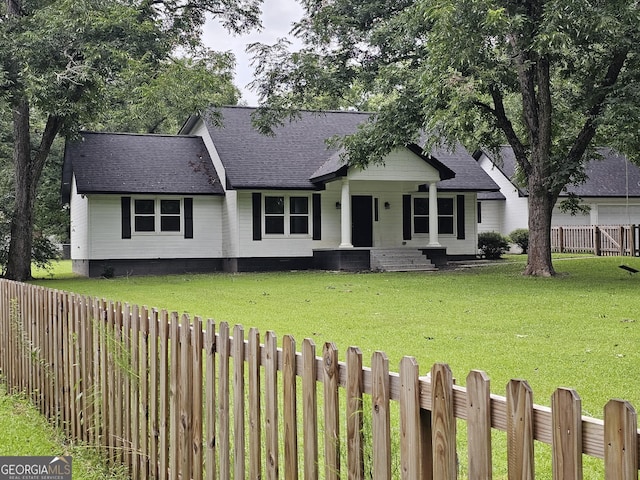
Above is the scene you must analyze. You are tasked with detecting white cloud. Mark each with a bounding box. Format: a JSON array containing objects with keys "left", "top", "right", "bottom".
[{"left": 202, "top": 0, "right": 304, "bottom": 106}]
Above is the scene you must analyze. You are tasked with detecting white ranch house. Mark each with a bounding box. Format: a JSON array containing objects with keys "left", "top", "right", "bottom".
[
  {"left": 62, "top": 107, "right": 500, "bottom": 277},
  {"left": 476, "top": 146, "right": 640, "bottom": 237}
]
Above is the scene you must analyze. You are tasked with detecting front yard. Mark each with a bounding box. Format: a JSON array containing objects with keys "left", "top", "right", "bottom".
[{"left": 31, "top": 255, "right": 640, "bottom": 418}]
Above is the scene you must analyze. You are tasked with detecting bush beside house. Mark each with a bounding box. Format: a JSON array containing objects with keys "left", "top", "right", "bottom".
[
  {"left": 509, "top": 228, "right": 529, "bottom": 254},
  {"left": 478, "top": 231, "right": 509, "bottom": 259}
]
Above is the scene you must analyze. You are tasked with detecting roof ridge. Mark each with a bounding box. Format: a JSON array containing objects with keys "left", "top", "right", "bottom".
[
  {"left": 78, "top": 131, "right": 201, "bottom": 139},
  {"left": 217, "top": 105, "right": 373, "bottom": 116}
]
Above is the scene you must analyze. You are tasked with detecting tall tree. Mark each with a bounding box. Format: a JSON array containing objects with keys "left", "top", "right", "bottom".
[
  {"left": 251, "top": 0, "right": 640, "bottom": 276},
  {"left": 1, "top": 0, "right": 261, "bottom": 281},
  {"left": 96, "top": 49, "right": 241, "bottom": 134}
]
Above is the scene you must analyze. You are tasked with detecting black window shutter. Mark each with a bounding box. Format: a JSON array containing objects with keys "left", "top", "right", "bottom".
[
  {"left": 457, "top": 194, "right": 466, "bottom": 239},
  {"left": 312, "top": 193, "right": 321, "bottom": 240},
  {"left": 403, "top": 195, "right": 411, "bottom": 240},
  {"left": 184, "top": 198, "right": 193, "bottom": 239},
  {"left": 121, "top": 197, "right": 131, "bottom": 239},
  {"left": 252, "top": 193, "right": 262, "bottom": 241}
]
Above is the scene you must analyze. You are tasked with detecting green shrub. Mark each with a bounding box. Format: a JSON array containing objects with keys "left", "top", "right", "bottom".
[
  {"left": 509, "top": 228, "right": 529, "bottom": 254},
  {"left": 478, "top": 231, "right": 509, "bottom": 259}
]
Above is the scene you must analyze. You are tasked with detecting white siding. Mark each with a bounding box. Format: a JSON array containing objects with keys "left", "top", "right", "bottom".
[
  {"left": 450, "top": 192, "right": 479, "bottom": 255},
  {"left": 478, "top": 201, "right": 503, "bottom": 233},
  {"left": 87, "top": 195, "right": 223, "bottom": 259},
  {"left": 69, "top": 176, "right": 89, "bottom": 260},
  {"left": 222, "top": 190, "right": 239, "bottom": 257},
  {"left": 348, "top": 148, "right": 441, "bottom": 183},
  {"left": 236, "top": 191, "right": 321, "bottom": 257},
  {"left": 189, "top": 118, "right": 228, "bottom": 188},
  {"left": 552, "top": 199, "right": 640, "bottom": 226},
  {"left": 596, "top": 202, "right": 640, "bottom": 224},
  {"left": 233, "top": 186, "right": 480, "bottom": 257},
  {"left": 477, "top": 154, "right": 528, "bottom": 236},
  {"left": 401, "top": 192, "right": 479, "bottom": 255}
]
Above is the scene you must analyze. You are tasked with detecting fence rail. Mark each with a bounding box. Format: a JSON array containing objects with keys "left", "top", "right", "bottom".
[
  {"left": 1, "top": 279, "right": 639, "bottom": 479},
  {"left": 551, "top": 224, "right": 640, "bottom": 256}
]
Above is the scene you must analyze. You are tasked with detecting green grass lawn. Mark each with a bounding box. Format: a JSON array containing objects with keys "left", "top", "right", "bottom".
[
  {"left": 31, "top": 254, "right": 640, "bottom": 419},
  {"left": 0, "top": 385, "right": 128, "bottom": 479},
  {"left": 16, "top": 255, "right": 640, "bottom": 478}
]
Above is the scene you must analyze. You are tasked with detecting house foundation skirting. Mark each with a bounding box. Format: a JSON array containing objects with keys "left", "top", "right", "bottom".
[
  {"left": 72, "top": 249, "right": 465, "bottom": 277},
  {"left": 73, "top": 257, "right": 318, "bottom": 277},
  {"left": 312, "top": 249, "right": 371, "bottom": 272},
  {"left": 73, "top": 258, "right": 225, "bottom": 278}
]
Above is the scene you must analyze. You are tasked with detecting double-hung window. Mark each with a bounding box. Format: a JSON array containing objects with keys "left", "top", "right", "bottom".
[
  {"left": 133, "top": 198, "right": 182, "bottom": 234},
  {"left": 413, "top": 197, "right": 455, "bottom": 235},
  {"left": 264, "top": 195, "right": 309, "bottom": 235}
]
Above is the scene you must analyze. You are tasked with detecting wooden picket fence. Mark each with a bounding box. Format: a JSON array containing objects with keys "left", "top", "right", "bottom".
[
  {"left": 551, "top": 225, "right": 640, "bottom": 256},
  {"left": 1, "top": 278, "right": 639, "bottom": 479}
]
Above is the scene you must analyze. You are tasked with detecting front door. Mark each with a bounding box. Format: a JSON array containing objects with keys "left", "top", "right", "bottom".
[{"left": 351, "top": 195, "right": 373, "bottom": 247}]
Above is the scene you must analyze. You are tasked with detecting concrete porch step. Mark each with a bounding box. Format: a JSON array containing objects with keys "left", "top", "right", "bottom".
[{"left": 370, "top": 248, "right": 437, "bottom": 272}]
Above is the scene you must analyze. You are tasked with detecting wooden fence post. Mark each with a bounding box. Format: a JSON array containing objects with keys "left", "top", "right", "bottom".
[
  {"left": 302, "top": 339, "right": 319, "bottom": 480},
  {"left": 123, "top": 304, "right": 132, "bottom": 470},
  {"left": 467, "top": 370, "right": 492, "bottom": 480},
  {"left": 506, "top": 379, "right": 534, "bottom": 480},
  {"left": 131, "top": 305, "right": 140, "bottom": 479},
  {"left": 180, "top": 314, "right": 194, "bottom": 480},
  {"left": 323, "top": 342, "right": 340, "bottom": 480},
  {"left": 265, "top": 331, "right": 279, "bottom": 480},
  {"left": 371, "top": 351, "right": 391, "bottom": 480},
  {"left": 399, "top": 357, "right": 421, "bottom": 479},
  {"left": 192, "top": 317, "right": 203, "bottom": 480},
  {"left": 431, "top": 363, "right": 456, "bottom": 480},
  {"left": 604, "top": 399, "right": 638, "bottom": 480},
  {"left": 283, "top": 334, "right": 298, "bottom": 480},
  {"left": 558, "top": 227, "right": 564, "bottom": 253},
  {"left": 204, "top": 319, "right": 217, "bottom": 480},
  {"left": 218, "top": 322, "right": 231, "bottom": 480},
  {"left": 551, "top": 388, "right": 582, "bottom": 480},
  {"left": 248, "top": 328, "right": 262, "bottom": 480},
  {"left": 232, "top": 325, "right": 245, "bottom": 480},
  {"left": 139, "top": 306, "right": 150, "bottom": 480},
  {"left": 158, "top": 310, "right": 170, "bottom": 480},
  {"left": 346, "top": 347, "right": 364, "bottom": 480},
  {"left": 169, "top": 312, "right": 180, "bottom": 479},
  {"left": 594, "top": 226, "right": 602, "bottom": 256}
]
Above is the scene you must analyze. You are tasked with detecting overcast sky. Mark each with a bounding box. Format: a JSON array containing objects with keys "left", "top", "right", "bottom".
[{"left": 202, "top": 0, "right": 304, "bottom": 106}]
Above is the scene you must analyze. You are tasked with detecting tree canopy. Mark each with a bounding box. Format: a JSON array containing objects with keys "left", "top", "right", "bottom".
[
  {"left": 96, "top": 49, "right": 241, "bottom": 134},
  {"left": 0, "top": 0, "right": 261, "bottom": 280},
  {"left": 251, "top": 0, "right": 640, "bottom": 276}
]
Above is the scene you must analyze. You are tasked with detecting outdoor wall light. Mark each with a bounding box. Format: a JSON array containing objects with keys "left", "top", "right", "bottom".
[
  {"left": 384, "top": 201, "right": 391, "bottom": 209},
  {"left": 335, "top": 202, "right": 341, "bottom": 209}
]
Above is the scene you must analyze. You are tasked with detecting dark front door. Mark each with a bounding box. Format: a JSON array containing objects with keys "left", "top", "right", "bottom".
[{"left": 351, "top": 195, "right": 373, "bottom": 247}]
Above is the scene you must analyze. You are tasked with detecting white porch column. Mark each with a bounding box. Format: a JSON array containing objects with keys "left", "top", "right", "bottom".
[
  {"left": 428, "top": 181, "right": 441, "bottom": 246},
  {"left": 339, "top": 178, "right": 353, "bottom": 248}
]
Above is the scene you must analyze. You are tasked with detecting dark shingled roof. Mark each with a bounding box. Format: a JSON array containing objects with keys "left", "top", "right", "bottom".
[
  {"left": 203, "top": 107, "right": 369, "bottom": 190},
  {"left": 481, "top": 146, "right": 640, "bottom": 198},
  {"left": 431, "top": 145, "right": 499, "bottom": 192},
  {"left": 62, "top": 132, "right": 224, "bottom": 202},
  {"left": 570, "top": 148, "right": 640, "bottom": 197},
  {"left": 199, "top": 106, "right": 499, "bottom": 192}
]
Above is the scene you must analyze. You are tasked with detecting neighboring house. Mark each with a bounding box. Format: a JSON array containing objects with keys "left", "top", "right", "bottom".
[
  {"left": 62, "top": 106, "right": 500, "bottom": 277},
  {"left": 476, "top": 146, "right": 640, "bottom": 237}
]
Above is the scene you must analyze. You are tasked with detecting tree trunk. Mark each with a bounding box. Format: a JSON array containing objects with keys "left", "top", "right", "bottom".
[
  {"left": 6, "top": 98, "right": 34, "bottom": 281},
  {"left": 524, "top": 169, "right": 556, "bottom": 277}
]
